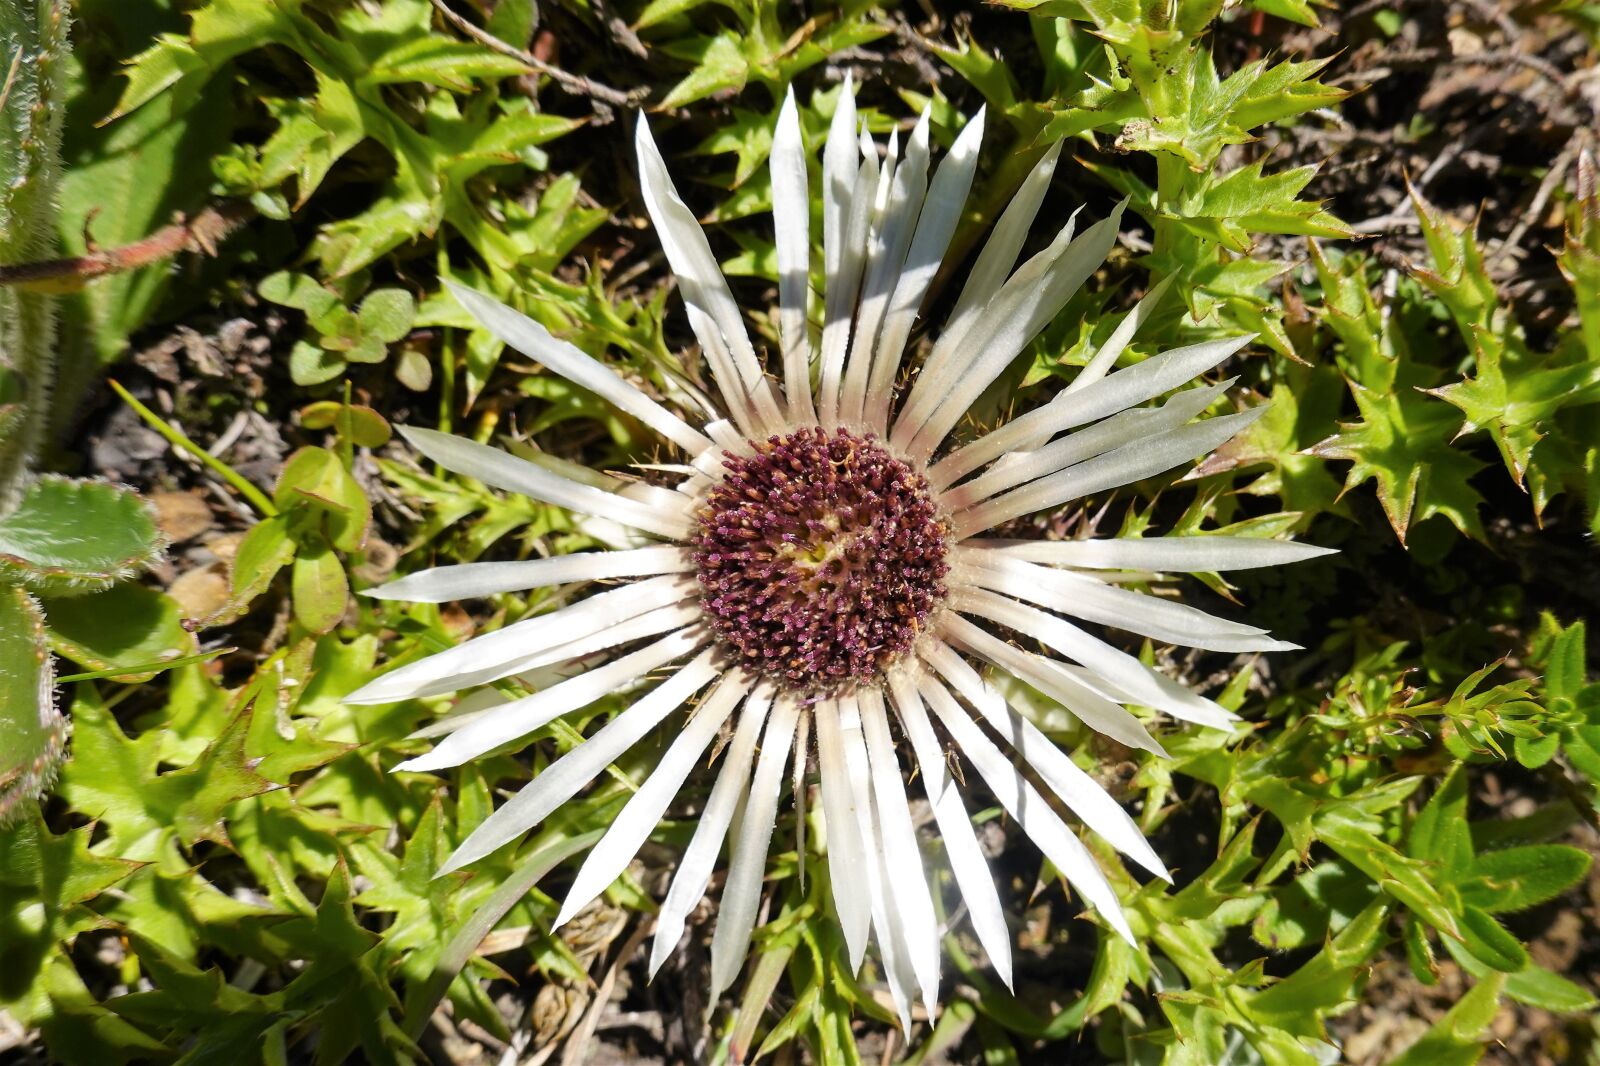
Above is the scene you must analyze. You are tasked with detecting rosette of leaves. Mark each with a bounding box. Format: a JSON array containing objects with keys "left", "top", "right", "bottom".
[
  {"left": 258, "top": 270, "right": 419, "bottom": 387},
  {"left": 0, "top": 0, "right": 164, "bottom": 824}
]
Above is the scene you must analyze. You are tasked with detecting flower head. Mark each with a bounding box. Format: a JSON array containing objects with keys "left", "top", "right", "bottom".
[{"left": 347, "top": 78, "right": 1331, "bottom": 1028}]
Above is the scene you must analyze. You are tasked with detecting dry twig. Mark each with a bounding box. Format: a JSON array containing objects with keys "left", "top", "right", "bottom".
[
  {"left": 0, "top": 201, "right": 253, "bottom": 290},
  {"left": 429, "top": 0, "right": 643, "bottom": 110}
]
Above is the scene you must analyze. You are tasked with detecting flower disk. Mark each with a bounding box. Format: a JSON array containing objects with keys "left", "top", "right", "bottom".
[{"left": 691, "top": 427, "right": 949, "bottom": 690}]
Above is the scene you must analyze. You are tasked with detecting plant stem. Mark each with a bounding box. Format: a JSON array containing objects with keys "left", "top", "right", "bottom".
[{"left": 107, "top": 379, "right": 278, "bottom": 517}]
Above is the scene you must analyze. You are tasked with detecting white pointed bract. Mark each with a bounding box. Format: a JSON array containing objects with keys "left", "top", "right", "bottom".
[{"left": 351, "top": 81, "right": 1332, "bottom": 1022}]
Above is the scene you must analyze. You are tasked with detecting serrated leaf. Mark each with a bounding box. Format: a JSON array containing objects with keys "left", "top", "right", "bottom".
[
  {"left": 692, "top": 107, "right": 776, "bottom": 188},
  {"left": 57, "top": 690, "right": 273, "bottom": 859},
  {"left": 108, "top": 0, "right": 292, "bottom": 121},
  {"left": 1171, "top": 162, "right": 1354, "bottom": 252},
  {"left": 0, "top": 813, "right": 145, "bottom": 1039},
  {"left": 363, "top": 38, "right": 529, "bottom": 92},
  {"left": 251, "top": 73, "right": 365, "bottom": 206},
  {"left": 1320, "top": 820, "right": 1459, "bottom": 937},
  {"left": 1252, "top": 860, "right": 1378, "bottom": 951},
  {"left": 0, "top": 476, "right": 162, "bottom": 594},
  {"left": 109, "top": 933, "right": 287, "bottom": 1055},
  {"left": 1246, "top": 899, "right": 1387, "bottom": 1025},
  {"left": 659, "top": 33, "right": 749, "bottom": 110},
  {"left": 1230, "top": 55, "right": 1342, "bottom": 124},
  {"left": 1313, "top": 381, "right": 1487, "bottom": 543}
]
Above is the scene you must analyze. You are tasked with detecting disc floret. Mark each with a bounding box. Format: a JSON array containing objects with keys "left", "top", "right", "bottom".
[{"left": 691, "top": 427, "right": 949, "bottom": 689}]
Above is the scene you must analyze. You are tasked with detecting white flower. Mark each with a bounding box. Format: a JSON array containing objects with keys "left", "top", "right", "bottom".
[{"left": 346, "top": 78, "right": 1330, "bottom": 1029}]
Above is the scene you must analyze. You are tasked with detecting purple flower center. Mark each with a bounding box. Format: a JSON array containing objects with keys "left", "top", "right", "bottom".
[{"left": 691, "top": 427, "right": 950, "bottom": 690}]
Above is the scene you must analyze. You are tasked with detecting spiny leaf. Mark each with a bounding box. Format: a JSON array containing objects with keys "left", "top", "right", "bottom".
[
  {"left": 56, "top": 689, "right": 275, "bottom": 860},
  {"left": 1312, "top": 381, "right": 1487, "bottom": 544}
]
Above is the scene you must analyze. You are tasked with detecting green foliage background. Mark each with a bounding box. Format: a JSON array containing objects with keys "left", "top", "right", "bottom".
[{"left": 2, "top": 0, "right": 1599, "bottom": 1063}]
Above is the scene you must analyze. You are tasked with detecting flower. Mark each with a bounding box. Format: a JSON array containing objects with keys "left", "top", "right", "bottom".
[{"left": 346, "top": 78, "right": 1331, "bottom": 1029}]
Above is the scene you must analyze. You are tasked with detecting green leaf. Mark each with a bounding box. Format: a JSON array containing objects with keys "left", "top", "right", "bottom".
[
  {"left": 1426, "top": 331, "right": 1600, "bottom": 490},
  {"left": 0, "top": 812, "right": 145, "bottom": 1039},
  {"left": 43, "top": 583, "right": 195, "bottom": 684},
  {"left": 356, "top": 288, "right": 416, "bottom": 344},
  {"left": 394, "top": 347, "right": 433, "bottom": 392},
  {"left": 1320, "top": 820, "right": 1459, "bottom": 937},
  {"left": 1460, "top": 845, "right": 1592, "bottom": 914},
  {"left": 1230, "top": 55, "right": 1342, "bottom": 123},
  {"left": 1403, "top": 915, "right": 1438, "bottom": 985},
  {"left": 291, "top": 534, "right": 349, "bottom": 636},
  {"left": 1252, "top": 860, "right": 1378, "bottom": 951},
  {"left": 314, "top": 191, "right": 439, "bottom": 280},
  {"left": 635, "top": 0, "right": 713, "bottom": 27},
  {"left": 363, "top": 38, "right": 529, "bottom": 92},
  {"left": 247, "top": 73, "right": 366, "bottom": 207},
  {"left": 1457, "top": 906, "right": 1527, "bottom": 972},
  {"left": 1443, "top": 930, "right": 1596, "bottom": 1012},
  {"left": 300, "top": 402, "right": 393, "bottom": 448},
  {"left": 1388, "top": 972, "right": 1505, "bottom": 1066},
  {"left": 109, "top": 934, "right": 288, "bottom": 1059},
  {"left": 1408, "top": 764, "right": 1472, "bottom": 876},
  {"left": 0, "top": 476, "right": 162, "bottom": 594},
  {"left": 108, "top": 0, "right": 291, "bottom": 121},
  {"left": 1513, "top": 731, "right": 1560, "bottom": 768},
  {"left": 659, "top": 33, "right": 749, "bottom": 110},
  {"left": 276, "top": 446, "right": 371, "bottom": 553},
  {"left": 1312, "top": 380, "right": 1488, "bottom": 544},
  {"left": 289, "top": 340, "right": 347, "bottom": 386},
  {"left": 1247, "top": 899, "right": 1388, "bottom": 1025},
  {"left": 59, "top": 47, "right": 235, "bottom": 370},
  {"left": 0, "top": 586, "right": 63, "bottom": 826},
  {"left": 1172, "top": 162, "right": 1354, "bottom": 252},
  {"left": 1502, "top": 963, "right": 1597, "bottom": 1013},
  {"left": 259, "top": 271, "right": 341, "bottom": 317},
  {"left": 226, "top": 514, "right": 297, "bottom": 619},
  {"left": 57, "top": 690, "right": 274, "bottom": 859},
  {"left": 1544, "top": 620, "right": 1586, "bottom": 704}
]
